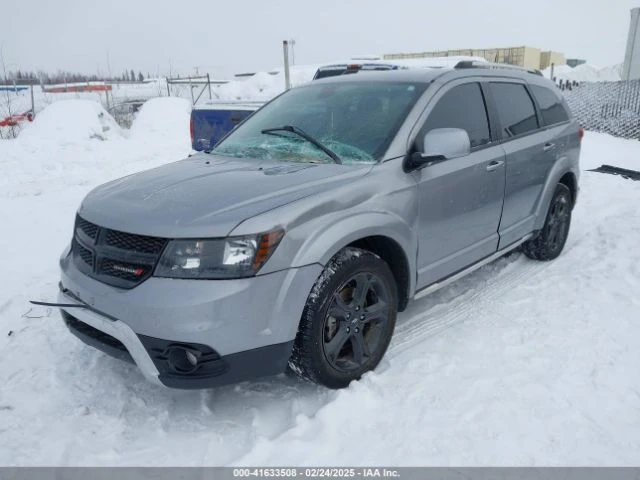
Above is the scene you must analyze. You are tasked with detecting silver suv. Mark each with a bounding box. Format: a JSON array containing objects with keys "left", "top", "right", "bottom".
[{"left": 56, "top": 63, "right": 581, "bottom": 389}]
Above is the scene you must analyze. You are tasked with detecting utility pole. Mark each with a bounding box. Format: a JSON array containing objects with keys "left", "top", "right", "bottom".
[
  {"left": 283, "top": 40, "right": 291, "bottom": 90},
  {"left": 290, "top": 39, "right": 296, "bottom": 65}
]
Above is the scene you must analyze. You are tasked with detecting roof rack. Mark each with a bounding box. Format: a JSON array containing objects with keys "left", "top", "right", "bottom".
[{"left": 454, "top": 60, "right": 543, "bottom": 76}]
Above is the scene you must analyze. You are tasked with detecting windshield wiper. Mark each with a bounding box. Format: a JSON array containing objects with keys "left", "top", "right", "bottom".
[{"left": 261, "top": 125, "right": 342, "bottom": 164}]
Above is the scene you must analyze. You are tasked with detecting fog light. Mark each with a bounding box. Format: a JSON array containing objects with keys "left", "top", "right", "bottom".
[
  {"left": 166, "top": 346, "right": 200, "bottom": 374},
  {"left": 185, "top": 350, "right": 198, "bottom": 366}
]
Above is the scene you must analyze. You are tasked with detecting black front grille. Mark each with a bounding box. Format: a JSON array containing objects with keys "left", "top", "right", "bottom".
[
  {"left": 77, "top": 217, "right": 98, "bottom": 240},
  {"left": 74, "top": 240, "right": 94, "bottom": 268},
  {"left": 105, "top": 229, "right": 167, "bottom": 254},
  {"left": 71, "top": 215, "right": 167, "bottom": 289}
]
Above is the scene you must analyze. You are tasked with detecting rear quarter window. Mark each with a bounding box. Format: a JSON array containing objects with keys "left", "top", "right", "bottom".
[
  {"left": 530, "top": 84, "right": 570, "bottom": 126},
  {"left": 489, "top": 83, "right": 539, "bottom": 138}
]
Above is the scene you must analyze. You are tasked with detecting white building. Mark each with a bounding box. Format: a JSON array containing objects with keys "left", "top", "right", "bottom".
[{"left": 622, "top": 7, "right": 640, "bottom": 80}]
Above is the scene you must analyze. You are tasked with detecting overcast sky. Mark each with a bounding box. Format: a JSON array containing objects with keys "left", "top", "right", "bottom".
[{"left": 1, "top": 0, "right": 637, "bottom": 77}]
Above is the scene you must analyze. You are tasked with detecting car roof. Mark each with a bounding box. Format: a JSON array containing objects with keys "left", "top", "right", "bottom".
[
  {"left": 309, "top": 68, "right": 447, "bottom": 85},
  {"left": 307, "top": 66, "right": 554, "bottom": 87}
]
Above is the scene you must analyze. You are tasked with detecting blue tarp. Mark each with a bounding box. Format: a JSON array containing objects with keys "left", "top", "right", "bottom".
[{"left": 0, "top": 86, "right": 28, "bottom": 92}]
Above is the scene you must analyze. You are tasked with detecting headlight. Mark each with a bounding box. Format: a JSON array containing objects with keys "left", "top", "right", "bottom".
[{"left": 154, "top": 229, "right": 284, "bottom": 279}]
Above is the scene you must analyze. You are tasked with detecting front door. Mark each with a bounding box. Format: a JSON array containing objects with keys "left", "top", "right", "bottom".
[{"left": 414, "top": 82, "right": 506, "bottom": 290}]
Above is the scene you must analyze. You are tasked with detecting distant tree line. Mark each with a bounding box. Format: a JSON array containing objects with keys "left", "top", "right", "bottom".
[{"left": 0, "top": 69, "right": 149, "bottom": 85}]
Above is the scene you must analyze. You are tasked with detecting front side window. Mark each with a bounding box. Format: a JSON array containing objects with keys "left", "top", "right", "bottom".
[
  {"left": 530, "top": 85, "right": 570, "bottom": 126},
  {"left": 420, "top": 83, "right": 491, "bottom": 149},
  {"left": 211, "top": 81, "right": 427, "bottom": 165},
  {"left": 489, "top": 83, "right": 539, "bottom": 137}
]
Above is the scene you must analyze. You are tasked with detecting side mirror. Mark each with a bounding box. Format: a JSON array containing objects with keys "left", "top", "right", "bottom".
[{"left": 405, "top": 128, "right": 471, "bottom": 171}]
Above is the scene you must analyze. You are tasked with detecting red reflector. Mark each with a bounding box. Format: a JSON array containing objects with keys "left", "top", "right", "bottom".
[
  {"left": 578, "top": 127, "right": 585, "bottom": 140},
  {"left": 189, "top": 117, "right": 194, "bottom": 142},
  {"left": 347, "top": 64, "right": 362, "bottom": 70},
  {"left": 134, "top": 268, "right": 145, "bottom": 277}
]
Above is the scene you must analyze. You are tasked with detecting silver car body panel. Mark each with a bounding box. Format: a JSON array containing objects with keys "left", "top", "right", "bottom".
[
  {"left": 57, "top": 288, "right": 162, "bottom": 385},
  {"left": 60, "top": 250, "right": 322, "bottom": 357}
]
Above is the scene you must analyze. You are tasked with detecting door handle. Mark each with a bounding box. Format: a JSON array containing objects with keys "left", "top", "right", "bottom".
[
  {"left": 543, "top": 143, "right": 556, "bottom": 152},
  {"left": 486, "top": 160, "right": 504, "bottom": 172}
]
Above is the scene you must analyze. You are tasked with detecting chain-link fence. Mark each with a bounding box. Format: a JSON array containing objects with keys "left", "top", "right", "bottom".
[{"left": 563, "top": 80, "right": 640, "bottom": 140}]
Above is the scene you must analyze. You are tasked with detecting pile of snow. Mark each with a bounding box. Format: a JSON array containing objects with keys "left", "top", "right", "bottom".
[
  {"left": 0, "top": 99, "right": 190, "bottom": 199},
  {"left": 18, "top": 99, "right": 122, "bottom": 143},
  {"left": 543, "top": 63, "right": 623, "bottom": 83},
  {"left": 211, "top": 56, "right": 486, "bottom": 102},
  {"left": 129, "top": 97, "right": 191, "bottom": 142},
  {"left": 214, "top": 65, "right": 318, "bottom": 102}
]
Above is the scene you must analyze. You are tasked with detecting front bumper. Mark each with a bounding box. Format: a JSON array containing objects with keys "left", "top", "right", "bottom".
[{"left": 58, "top": 252, "right": 322, "bottom": 388}]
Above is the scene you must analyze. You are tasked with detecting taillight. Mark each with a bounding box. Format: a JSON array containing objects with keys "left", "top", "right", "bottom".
[
  {"left": 578, "top": 127, "right": 584, "bottom": 140},
  {"left": 189, "top": 117, "right": 194, "bottom": 143}
]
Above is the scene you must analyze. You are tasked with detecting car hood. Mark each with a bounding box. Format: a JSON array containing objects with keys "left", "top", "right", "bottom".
[{"left": 79, "top": 153, "right": 372, "bottom": 238}]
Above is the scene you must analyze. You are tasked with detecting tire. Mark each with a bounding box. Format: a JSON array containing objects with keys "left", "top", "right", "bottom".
[
  {"left": 522, "top": 183, "right": 572, "bottom": 261},
  {"left": 289, "top": 247, "right": 397, "bottom": 388}
]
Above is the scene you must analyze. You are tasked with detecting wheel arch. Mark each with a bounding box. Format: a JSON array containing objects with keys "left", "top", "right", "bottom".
[
  {"left": 288, "top": 213, "right": 417, "bottom": 312},
  {"left": 347, "top": 236, "right": 411, "bottom": 312},
  {"left": 533, "top": 159, "right": 580, "bottom": 231},
  {"left": 558, "top": 171, "right": 578, "bottom": 208}
]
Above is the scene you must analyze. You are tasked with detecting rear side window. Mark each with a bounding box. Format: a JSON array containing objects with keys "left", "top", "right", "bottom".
[
  {"left": 489, "top": 83, "right": 539, "bottom": 137},
  {"left": 421, "top": 83, "right": 491, "bottom": 148},
  {"left": 530, "top": 85, "right": 570, "bottom": 126}
]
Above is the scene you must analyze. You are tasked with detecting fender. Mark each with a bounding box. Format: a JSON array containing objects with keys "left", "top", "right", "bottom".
[
  {"left": 289, "top": 211, "right": 418, "bottom": 296},
  {"left": 532, "top": 155, "right": 580, "bottom": 232},
  {"left": 232, "top": 205, "right": 418, "bottom": 296},
  {"left": 302, "top": 211, "right": 414, "bottom": 262}
]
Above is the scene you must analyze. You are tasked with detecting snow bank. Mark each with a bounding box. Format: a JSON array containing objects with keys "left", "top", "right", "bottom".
[
  {"left": 214, "top": 65, "right": 318, "bottom": 101},
  {"left": 543, "top": 63, "right": 622, "bottom": 83},
  {"left": 0, "top": 99, "right": 190, "bottom": 199},
  {"left": 211, "top": 56, "right": 486, "bottom": 102},
  {"left": 18, "top": 99, "right": 122, "bottom": 143},
  {"left": 129, "top": 97, "right": 191, "bottom": 142}
]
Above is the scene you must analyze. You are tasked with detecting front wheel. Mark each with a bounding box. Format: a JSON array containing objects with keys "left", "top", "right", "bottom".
[
  {"left": 522, "top": 183, "right": 572, "bottom": 261},
  {"left": 289, "top": 247, "right": 397, "bottom": 388}
]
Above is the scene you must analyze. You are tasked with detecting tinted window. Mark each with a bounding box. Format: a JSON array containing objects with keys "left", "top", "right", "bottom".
[
  {"left": 530, "top": 85, "right": 570, "bottom": 126},
  {"left": 489, "top": 83, "right": 539, "bottom": 137},
  {"left": 421, "top": 83, "right": 490, "bottom": 148}
]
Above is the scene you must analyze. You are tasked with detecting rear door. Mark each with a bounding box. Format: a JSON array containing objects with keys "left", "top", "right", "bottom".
[
  {"left": 413, "top": 81, "right": 506, "bottom": 290},
  {"left": 485, "top": 81, "right": 553, "bottom": 248}
]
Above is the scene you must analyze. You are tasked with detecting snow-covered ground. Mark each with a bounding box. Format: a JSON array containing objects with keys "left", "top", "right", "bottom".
[{"left": 0, "top": 100, "right": 639, "bottom": 466}]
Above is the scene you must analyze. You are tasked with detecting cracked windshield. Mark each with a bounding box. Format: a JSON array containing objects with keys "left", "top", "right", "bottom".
[{"left": 212, "top": 82, "right": 426, "bottom": 164}]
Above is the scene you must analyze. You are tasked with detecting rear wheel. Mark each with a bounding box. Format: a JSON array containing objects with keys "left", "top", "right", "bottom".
[
  {"left": 522, "top": 183, "right": 572, "bottom": 261},
  {"left": 289, "top": 247, "right": 397, "bottom": 388}
]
